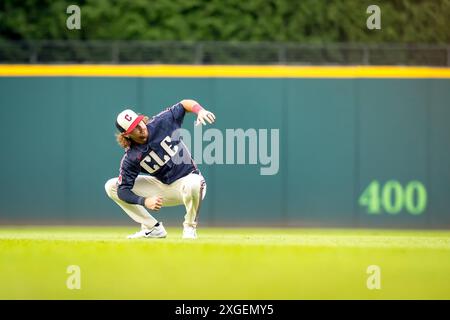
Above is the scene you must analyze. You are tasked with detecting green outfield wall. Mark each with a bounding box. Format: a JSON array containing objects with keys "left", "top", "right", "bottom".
[{"left": 0, "top": 67, "right": 449, "bottom": 228}]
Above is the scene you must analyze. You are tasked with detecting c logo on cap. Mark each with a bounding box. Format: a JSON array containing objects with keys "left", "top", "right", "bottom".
[{"left": 124, "top": 114, "right": 132, "bottom": 121}]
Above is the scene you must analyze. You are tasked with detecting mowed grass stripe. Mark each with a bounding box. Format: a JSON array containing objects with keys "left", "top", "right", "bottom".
[{"left": 0, "top": 227, "right": 449, "bottom": 299}]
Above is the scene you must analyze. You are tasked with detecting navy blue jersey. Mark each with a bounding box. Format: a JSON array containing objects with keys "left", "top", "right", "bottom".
[{"left": 117, "top": 103, "right": 197, "bottom": 205}]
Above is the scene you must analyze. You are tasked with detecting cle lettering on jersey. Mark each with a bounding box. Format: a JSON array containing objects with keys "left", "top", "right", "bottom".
[{"left": 139, "top": 136, "right": 179, "bottom": 173}]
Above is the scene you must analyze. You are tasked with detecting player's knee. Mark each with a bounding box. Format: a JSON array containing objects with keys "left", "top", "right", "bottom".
[
  {"left": 104, "top": 178, "right": 117, "bottom": 199},
  {"left": 182, "top": 177, "right": 201, "bottom": 198},
  {"left": 182, "top": 175, "right": 207, "bottom": 201}
]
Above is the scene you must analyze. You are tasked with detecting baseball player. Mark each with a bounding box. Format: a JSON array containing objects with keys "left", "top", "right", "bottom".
[{"left": 104, "top": 100, "right": 216, "bottom": 239}]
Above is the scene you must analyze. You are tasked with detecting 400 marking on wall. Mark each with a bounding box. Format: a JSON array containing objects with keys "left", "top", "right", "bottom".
[{"left": 359, "top": 180, "right": 427, "bottom": 215}]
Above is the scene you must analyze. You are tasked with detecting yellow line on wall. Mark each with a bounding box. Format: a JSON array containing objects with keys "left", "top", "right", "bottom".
[{"left": 0, "top": 64, "right": 450, "bottom": 78}]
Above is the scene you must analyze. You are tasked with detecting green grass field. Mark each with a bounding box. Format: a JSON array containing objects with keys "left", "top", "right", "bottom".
[{"left": 1, "top": 226, "right": 449, "bottom": 299}]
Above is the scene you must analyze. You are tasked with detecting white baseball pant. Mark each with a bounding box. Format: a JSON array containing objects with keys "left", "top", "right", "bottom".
[{"left": 104, "top": 172, "right": 206, "bottom": 230}]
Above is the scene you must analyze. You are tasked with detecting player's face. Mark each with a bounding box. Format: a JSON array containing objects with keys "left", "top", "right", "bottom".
[{"left": 127, "top": 121, "right": 148, "bottom": 144}]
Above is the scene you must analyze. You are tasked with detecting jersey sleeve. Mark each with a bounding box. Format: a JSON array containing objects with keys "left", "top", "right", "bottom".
[
  {"left": 117, "top": 153, "right": 145, "bottom": 206},
  {"left": 150, "top": 102, "right": 186, "bottom": 128},
  {"left": 169, "top": 102, "right": 186, "bottom": 127}
]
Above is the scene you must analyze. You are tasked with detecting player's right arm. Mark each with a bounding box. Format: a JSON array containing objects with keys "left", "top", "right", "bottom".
[
  {"left": 117, "top": 154, "right": 163, "bottom": 211},
  {"left": 180, "top": 99, "right": 216, "bottom": 126}
]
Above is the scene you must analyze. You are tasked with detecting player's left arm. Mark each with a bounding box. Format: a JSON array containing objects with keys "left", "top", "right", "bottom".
[{"left": 180, "top": 99, "right": 216, "bottom": 126}]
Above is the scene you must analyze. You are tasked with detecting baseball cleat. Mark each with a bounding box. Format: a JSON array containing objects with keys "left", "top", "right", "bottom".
[
  {"left": 182, "top": 226, "right": 197, "bottom": 239},
  {"left": 127, "top": 222, "right": 167, "bottom": 239}
]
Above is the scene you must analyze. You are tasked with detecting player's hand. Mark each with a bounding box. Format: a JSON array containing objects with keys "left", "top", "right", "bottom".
[
  {"left": 196, "top": 109, "right": 216, "bottom": 126},
  {"left": 144, "top": 196, "right": 163, "bottom": 211}
]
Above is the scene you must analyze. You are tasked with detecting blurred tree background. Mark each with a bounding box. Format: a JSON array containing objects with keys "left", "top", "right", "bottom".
[{"left": 0, "top": 0, "right": 449, "bottom": 43}]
